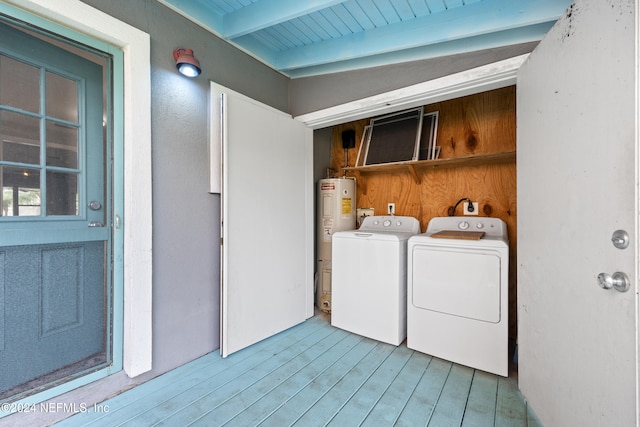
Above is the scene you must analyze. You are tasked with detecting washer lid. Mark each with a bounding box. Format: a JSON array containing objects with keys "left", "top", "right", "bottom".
[{"left": 333, "top": 229, "right": 417, "bottom": 241}]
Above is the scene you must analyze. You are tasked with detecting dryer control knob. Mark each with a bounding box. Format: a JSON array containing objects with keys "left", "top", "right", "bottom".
[
  {"left": 383, "top": 219, "right": 392, "bottom": 227},
  {"left": 476, "top": 223, "right": 484, "bottom": 229},
  {"left": 458, "top": 221, "right": 469, "bottom": 230}
]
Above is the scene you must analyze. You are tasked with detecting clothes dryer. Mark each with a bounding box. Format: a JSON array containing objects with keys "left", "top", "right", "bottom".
[
  {"left": 331, "top": 216, "right": 420, "bottom": 345},
  {"left": 407, "top": 216, "right": 509, "bottom": 376}
]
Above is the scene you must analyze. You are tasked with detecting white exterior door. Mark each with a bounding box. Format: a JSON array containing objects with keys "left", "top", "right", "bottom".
[
  {"left": 517, "top": 0, "right": 638, "bottom": 425},
  {"left": 213, "top": 83, "right": 313, "bottom": 358}
]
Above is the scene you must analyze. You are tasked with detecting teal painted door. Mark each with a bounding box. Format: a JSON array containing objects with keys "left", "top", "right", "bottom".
[{"left": 0, "top": 21, "right": 111, "bottom": 400}]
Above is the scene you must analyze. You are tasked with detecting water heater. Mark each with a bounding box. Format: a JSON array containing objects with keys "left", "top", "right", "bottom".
[{"left": 316, "top": 177, "right": 356, "bottom": 313}]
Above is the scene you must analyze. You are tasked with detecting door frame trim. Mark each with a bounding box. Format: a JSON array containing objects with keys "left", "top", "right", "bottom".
[{"left": 2, "top": 0, "right": 152, "bottom": 383}]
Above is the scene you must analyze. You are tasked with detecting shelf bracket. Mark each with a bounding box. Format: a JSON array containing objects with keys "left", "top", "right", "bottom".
[
  {"left": 407, "top": 165, "right": 421, "bottom": 184},
  {"left": 356, "top": 172, "right": 367, "bottom": 195}
]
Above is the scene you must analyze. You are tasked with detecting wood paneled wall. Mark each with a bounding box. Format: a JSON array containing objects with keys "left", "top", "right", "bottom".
[{"left": 328, "top": 86, "right": 518, "bottom": 342}]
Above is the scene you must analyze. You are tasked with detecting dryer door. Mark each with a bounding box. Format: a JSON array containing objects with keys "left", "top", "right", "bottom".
[{"left": 411, "top": 246, "right": 502, "bottom": 323}]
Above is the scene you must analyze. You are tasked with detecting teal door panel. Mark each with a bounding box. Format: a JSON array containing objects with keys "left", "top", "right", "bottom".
[
  {"left": 0, "top": 19, "right": 112, "bottom": 400},
  {"left": 0, "top": 242, "right": 105, "bottom": 397}
]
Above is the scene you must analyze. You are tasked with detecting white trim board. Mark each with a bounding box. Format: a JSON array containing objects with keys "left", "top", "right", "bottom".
[
  {"left": 295, "top": 54, "right": 528, "bottom": 129},
  {"left": 4, "top": 0, "right": 153, "bottom": 378}
]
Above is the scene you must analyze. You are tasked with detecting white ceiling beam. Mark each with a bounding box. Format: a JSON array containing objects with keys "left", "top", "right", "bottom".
[{"left": 224, "top": 0, "right": 346, "bottom": 39}]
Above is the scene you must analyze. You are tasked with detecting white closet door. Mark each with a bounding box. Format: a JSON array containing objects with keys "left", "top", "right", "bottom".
[
  {"left": 516, "top": 1, "right": 637, "bottom": 425},
  {"left": 213, "top": 82, "right": 313, "bottom": 358}
]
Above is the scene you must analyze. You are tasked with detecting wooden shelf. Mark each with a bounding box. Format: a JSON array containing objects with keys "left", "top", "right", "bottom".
[{"left": 343, "top": 151, "right": 516, "bottom": 186}]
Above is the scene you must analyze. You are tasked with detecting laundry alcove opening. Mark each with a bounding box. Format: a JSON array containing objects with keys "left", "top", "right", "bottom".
[{"left": 306, "top": 56, "right": 522, "bottom": 365}]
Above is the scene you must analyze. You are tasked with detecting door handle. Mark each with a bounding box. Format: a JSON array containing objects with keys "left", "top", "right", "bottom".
[
  {"left": 597, "top": 272, "right": 630, "bottom": 292},
  {"left": 88, "top": 221, "right": 104, "bottom": 228}
]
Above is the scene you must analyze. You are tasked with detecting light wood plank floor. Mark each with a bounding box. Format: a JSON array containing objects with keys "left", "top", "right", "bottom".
[{"left": 57, "top": 316, "right": 540, "bottom": 426}]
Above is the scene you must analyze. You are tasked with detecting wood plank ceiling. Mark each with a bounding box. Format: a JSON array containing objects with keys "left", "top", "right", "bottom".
[{"left": 159, "top": 0, "right": 573, "bottom": 78}]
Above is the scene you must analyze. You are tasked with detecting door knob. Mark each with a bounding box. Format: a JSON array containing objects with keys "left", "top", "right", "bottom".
[{"left": 597, "top": 272, "right": 630, "bottom": 292}]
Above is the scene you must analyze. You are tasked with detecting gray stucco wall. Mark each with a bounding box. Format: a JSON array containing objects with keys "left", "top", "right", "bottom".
[
  {"left": 289, "top": 42, "right": 538, "bottom": 117},
  {"left": 79, "top": 0, "right": 290, "bottom": 376}
]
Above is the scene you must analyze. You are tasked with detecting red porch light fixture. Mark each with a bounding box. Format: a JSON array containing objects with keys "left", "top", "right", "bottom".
[{"left": 173, "top": 48, "right": 201, "bottom": 77}]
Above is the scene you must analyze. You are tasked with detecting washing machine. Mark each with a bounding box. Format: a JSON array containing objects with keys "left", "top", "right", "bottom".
[
  {"left": 331, "top": 215, "right": 420, "bottom": 345},
  {"left": 407, "top": 216, "right": 509, "bottom": 376}
]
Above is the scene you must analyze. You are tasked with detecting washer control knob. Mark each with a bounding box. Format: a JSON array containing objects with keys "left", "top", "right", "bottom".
[
  {"left": 374, "top": 220, "right": 379, "bottom": 225},
  {"left": 476, "top": 223, "right": 484, "bottom": 229},
  {"left": 458, "top": 221, "right": 469, "bottom": 230},
  {"left": 383, "top": 219, "right": 392, "bottom": 227},
  {"left": 396, "top": 221, "right": 402, "bottom": 227}
]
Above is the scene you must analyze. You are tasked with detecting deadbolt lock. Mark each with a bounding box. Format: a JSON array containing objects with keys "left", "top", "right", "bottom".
[{"left": 611, "top": 230, "right": 629, "bottom": 249}]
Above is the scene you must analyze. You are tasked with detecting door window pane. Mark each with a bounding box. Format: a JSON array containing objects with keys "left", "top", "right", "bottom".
[
  {"left": 0, "top": 110, "right": 41, "bottom": 164},
  {"left": 46, "top": 171, "right": 78, "bottom": 215},
  {"left": 1, "top": 166, "right": 41, "bottom": 216},
  {"left": 0, "top": 54, "right": 40, "bottom": 113},
  {"left": 46, "top": 120, "right": 78, "bottom": 168},
  {"left": 45, "top": 71, "right": 78, "bottom": 123}
]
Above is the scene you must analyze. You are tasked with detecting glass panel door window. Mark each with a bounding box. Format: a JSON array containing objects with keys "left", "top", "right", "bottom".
[{"left": 0, "top": 54, "right": 82, "bottom": 218}]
